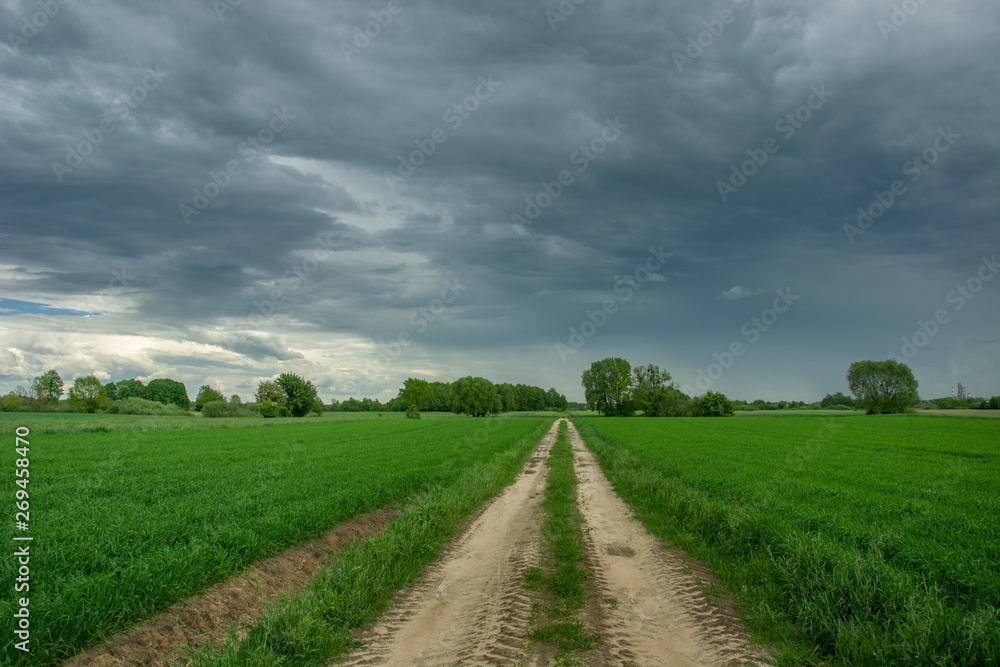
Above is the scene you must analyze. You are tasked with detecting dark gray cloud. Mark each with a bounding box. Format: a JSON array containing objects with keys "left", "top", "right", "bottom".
[{"left": 1, "top": 0, "right": 998, "bottom": 402}]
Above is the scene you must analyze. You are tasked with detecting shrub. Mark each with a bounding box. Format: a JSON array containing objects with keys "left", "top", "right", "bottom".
[
  {"left": 1, "top": 393, "right": 20, "bottom": 412},
  {"left": 107, "top": 397, "right": 190, "bottom": 416},
  {"left": 689, "top": 391, "right": 735, "bottom": 417},
  {"left": 201, "top": 400, "right": 260, "bottom": 418},
  {"left": 259, "top": 399, "right": 291, "bottom": 418}
]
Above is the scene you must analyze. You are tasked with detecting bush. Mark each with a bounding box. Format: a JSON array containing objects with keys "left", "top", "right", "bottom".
[
  {"left": 405, "top": 405, "right": 421, "bottom": 419},
  {"left": 200, "top": 400, "right": 260, "bottom": 418},
  {"left": 107, "top": 398, "right": 190, "bottom": 416},
  {"left": 689, "top": 391, "right": 735, "bottom": 417},
  {"left": 259, "top": 399, "right": 291, "bottom": 418},
  {"left": 1, "top": 393, "right": 20, "bottom": 412}
]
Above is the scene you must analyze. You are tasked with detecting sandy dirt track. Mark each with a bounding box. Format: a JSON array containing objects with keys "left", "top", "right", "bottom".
[
  {"left": 340, "top": 419, "right": 769, "bottom": 666},
  {"left": 567, "top": 421, "right": 769, "bottom": 666},
  {"left": 338, "top": 421, "right": 558, "bottom": 666}
]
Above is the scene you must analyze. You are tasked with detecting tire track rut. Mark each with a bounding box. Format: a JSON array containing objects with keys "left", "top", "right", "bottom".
[
  {"left": 337, "top": 421, "right": 558, "bottom": 666},
  {"left": 567, "top": 420, "right": 771, "bottom": 666}
]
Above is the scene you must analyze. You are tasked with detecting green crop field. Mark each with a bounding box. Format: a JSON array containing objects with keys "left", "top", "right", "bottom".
[
  {"left": 574, "top": 415, "right": 1000, "bottom": 665},
  {"left": 0, "top": 415, "right": 550, "bottom": 666}
]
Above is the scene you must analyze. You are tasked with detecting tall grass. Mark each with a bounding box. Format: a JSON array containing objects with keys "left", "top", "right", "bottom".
[
  {"left": 574, "top": 415, "right": 1000, "bottom": 665},
  {"left": 190, "top": 419, "right": 554, "bottom": 666},
  {"left": 0, "top": 418, "right": 550, "bottom": 666}
]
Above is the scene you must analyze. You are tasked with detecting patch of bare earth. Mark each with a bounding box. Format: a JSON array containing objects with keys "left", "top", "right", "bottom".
[
  {"left": 337, "top": 421, "right": 560, "bottom": 666},
  {"left": 567, "top": 420, "right": 771, "bottom": 666},
  {"left": 60, "top": 506, "right": 398, "bottom": 667}
]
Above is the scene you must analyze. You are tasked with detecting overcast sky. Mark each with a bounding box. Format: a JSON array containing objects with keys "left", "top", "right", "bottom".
[{"left": 1, "top": 0, "right": 998, "bottom": 403}]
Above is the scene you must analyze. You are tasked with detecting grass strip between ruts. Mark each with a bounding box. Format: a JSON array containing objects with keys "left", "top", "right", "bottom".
[{"left": 523, "top": 420, "right": 601, "bottom": 663}]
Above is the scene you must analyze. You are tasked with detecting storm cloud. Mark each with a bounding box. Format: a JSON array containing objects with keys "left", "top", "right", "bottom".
[{"left": 1, "top": 0, "right": 997, "bottom": 402}]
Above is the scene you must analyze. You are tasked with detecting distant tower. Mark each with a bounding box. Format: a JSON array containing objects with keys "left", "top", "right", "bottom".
[
  {"left": 957, "top": 382, "right": 966, "bottom": 400},
  {"left": 951, "top": 385, "right": 955, "bottom": 397}
]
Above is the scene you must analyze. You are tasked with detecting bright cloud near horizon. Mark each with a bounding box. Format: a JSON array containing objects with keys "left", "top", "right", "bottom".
[{"left": 1, "top": 0, "right": 998, "bottom": 404}]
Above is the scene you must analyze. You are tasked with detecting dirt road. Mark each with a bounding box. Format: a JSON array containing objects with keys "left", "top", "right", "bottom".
[
  {"left": 338, "top": 421, "right": 557, "bottom": 666},
  {"left": 339, "top": 419, "right": 768, "bottom": 666},
  {"left": 567, "top": 420, "right": 768, "bottom": 666}
]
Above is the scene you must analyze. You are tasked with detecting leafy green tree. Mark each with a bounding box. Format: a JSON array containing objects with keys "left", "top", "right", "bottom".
[
  {"left": 632, "top": 364, "right": 680, "bottom": 417},
  {"left": 104, "top": 381, "right": 118, "bottom": 401},
  {"left": 582, "top": 357, "right": 633, "bottom": 416},
  {"left": 401, "top": 378, "right": 434, "bottom": 417},
  {"left": 195, "top": 385, "right": 225, "bottom": 411},
  {"left": 690, "top": 390, "right": 735, "bottom": 417},
  {"left": 2, "top": 393, "right": 20, "bottom": 412},
  {"left": 230, "top": 394, "right": 242, "bottom": 405},
  {"left": 340, "top": 397, "right": 363, "bottom": 412},
  {"left": 545, "top": 387, "right": 569, "bottom": 410},
  {"left": 820, "top": 391, "right": 856, "bottom": 408},
  {"left": 451, "top": 376, "right": 503, "bottom": 417},
  {"left": 256, "top": 380, "right": 285, "bottom": 405},
  {"left": 429, "top": 381, "right": 453, "bottom": 411},
  {"left": 148, "top": 378, "right": 190, "bottom": 409},
  {"left": 847, "top": 360, "right": 919, "bottom": 414},
  {"left": 116, "top": 378, "right": 147, "bottom": 400},
  {"left": 498, "top": 383, "right": 519, "bottom": 412},
  {"left": 30, "top": 369, "right": 63, "bottom": 405},
  {"left": 990, "top": 396, "right": 1000, "bottom": 410},
  {"left": 276, "top": 372, "right": 319, "bottom": 417},
  {"left": 68, "top": 375, "right": 109, "bottom": 413}
]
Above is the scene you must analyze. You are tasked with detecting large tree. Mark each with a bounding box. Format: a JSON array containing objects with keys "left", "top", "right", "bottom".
[
  {"left": 68, "top": 375, "right": 109, "bottom": 413},
  {"left": 195, "top": 385, "right": 225, "bottom": 411},
  {"left": 451, "top": 376, "right": 503, "bottom": 417},
  {"left": 148, "top": 378, "right": 190, "bottom": 409},
  {"left": 545, "top": 387, "right": 569, "bottom": 410},
  {"left": 847, "top": 359, "right": 919, "bottom": 414},
  {"left": 30, "top": 369, "right": 63, "bottom": 405},
  {"left": 276, "top": 372, "right": 319, "bottom": 417},
  {"left": 116, "top": 378, "right": 147, "bottom": 400},
  {"left": 632, "top": 364, "right": 680, "bottom": 417},
  {"left": 582, "top": 357, "right": 633, "bottom": 416},
  {"left": 497, "top": 383, "right": 519, "bottom": 412},
  {"left": 400, "top": 378, "right": 433, "bottom": 417}
]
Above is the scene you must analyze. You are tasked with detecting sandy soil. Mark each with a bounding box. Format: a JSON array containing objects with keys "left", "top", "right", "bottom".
[
  {"left": 340, "top": 419, "right": 769, "bottom": 666},
  {"left": 337, "top": 421, "right": 559, "bottom": 666},
  {"left": 60, "top": 506, "right": 397, "bottom": 667},
  {"left": 567, "top": 420, "right": 769, "bottom": 666}
]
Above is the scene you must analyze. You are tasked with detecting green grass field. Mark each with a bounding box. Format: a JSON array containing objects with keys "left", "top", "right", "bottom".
[
  {"left": 0, "top": 415, "right": 550, "bottom": 666},
  {"left": 0, "top": 410, "right": 561, "bottom": 435},
  {"left": 574, "top": 415, "right": 1000, "bottom": 665}
]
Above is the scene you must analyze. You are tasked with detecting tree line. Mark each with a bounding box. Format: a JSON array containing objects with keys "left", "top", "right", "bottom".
[
  {"left": 0, "top": 369, "right": 569, "bottom": 419},
  {"left": 579, "top": 357, "right": 992, "bottom": 417},
  {"left": 580, "top": 357, "right": 735, "bottom": 417}
]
